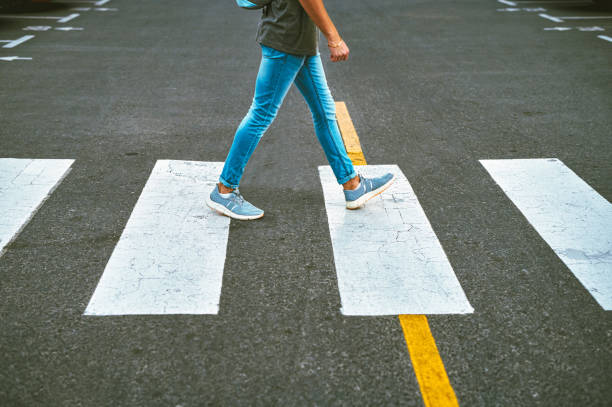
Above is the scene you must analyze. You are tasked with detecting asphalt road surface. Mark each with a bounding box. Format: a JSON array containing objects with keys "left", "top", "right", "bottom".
[{"left": 1, "top": 0, "right": 611, "bottom": 405}]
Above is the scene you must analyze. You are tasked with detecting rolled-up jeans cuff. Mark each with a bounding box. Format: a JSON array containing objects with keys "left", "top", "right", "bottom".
[
  {"left": 219, "top": 176, "right": 239, "bottom": 189},
  {"left": 337, "top": 170, "right": 357, "bottom": 185}
]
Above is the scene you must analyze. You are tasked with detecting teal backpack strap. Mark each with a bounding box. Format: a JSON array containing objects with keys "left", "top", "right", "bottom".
[{"left": 235, "top": 0, "right": 271, "bottom": 10}]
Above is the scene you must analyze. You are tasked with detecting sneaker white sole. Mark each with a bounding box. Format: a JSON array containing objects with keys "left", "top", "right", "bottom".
[
  {"left": 345, "top": 174, "right": 396, "bottom": 210},
  {"left": 206, "top": 198, "right": 264, "bottom": 221}
]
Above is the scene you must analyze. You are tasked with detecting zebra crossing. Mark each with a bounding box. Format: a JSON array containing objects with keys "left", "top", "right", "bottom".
[{"left": 0, "top": 157, "right": 610, "bottom": 313}]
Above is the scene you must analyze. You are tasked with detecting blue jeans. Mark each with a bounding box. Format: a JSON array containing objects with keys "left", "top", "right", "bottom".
[{"left": 219, "top": 44, "right": 357, "bottom": 189}]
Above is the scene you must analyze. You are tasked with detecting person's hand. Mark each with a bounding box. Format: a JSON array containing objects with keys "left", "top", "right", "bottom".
[{"left": 328, "top": 39, "right": 349, "bottom": 62}]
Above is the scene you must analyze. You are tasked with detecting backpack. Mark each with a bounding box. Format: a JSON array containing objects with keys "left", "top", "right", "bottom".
[{"left": 235, "top": 0, "right": 272, "bottom": 10}]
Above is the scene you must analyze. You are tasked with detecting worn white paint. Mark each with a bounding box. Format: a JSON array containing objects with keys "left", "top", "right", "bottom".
[
  {"left": 55, "top": 27, "right": 84, "bottom": 31},
  {"left": 598, "top": 35, "right": 612, "bottom": 42},
  {"left": 0, "top": 158, "right": 74, "bottom": 257},
  {"left": 561, "top": 16, "right": 612, "bottom": 20},
  {"left": 0, "top": 56, "right": 32, "bottom": 61},
  {"left": 480, "top": 158, "right": 612, "bottom": 310},
  {"left": 318, "top": 165, "right": 474, "bottom": 315},
  {"left": 498, "top": 0, "right": 517, "bottom": 5},
  {"left": 1, "top": 35, "right": 34, "bottom": 48},
  {"left": 539, "top": 13, "right": 564, "bottom": 22},
  {"left": 23, "top": 26, "right": 52, "bottom": 31},
  {"left": 85, "top": 160, "right": 230, "bottom": 316},
  {"left": 0, "top": 13, "right": 79, "bottom": 22}
]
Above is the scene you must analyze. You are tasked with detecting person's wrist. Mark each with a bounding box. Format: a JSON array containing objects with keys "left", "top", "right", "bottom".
[{"left": 328, "top": 38, "right": 343, "bottom": 48}]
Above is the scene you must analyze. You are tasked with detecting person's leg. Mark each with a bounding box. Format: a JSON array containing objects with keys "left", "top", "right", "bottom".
[
  {"left": 293, "top": 53, "right": 358, "bottom": 187},
  {"left": 219, "top": 45, "right": 305, "bottom": 190},
  {"left": 294, "top": 53, "right": 395, "bottom": 208}
]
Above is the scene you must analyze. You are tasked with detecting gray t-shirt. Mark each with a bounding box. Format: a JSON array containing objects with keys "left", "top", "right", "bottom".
[{"left": 256, "top": 0, "right": 319, "bottom": 56}]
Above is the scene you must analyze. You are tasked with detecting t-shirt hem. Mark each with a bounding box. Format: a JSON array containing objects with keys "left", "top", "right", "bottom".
[{"left": 256, "top": 38, "right": 318, "bottom": 57}]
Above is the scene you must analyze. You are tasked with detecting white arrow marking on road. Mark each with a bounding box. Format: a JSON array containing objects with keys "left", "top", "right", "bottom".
[
  {"left": 58, "top": 13, "right": 80, "bottom": 23},
  {"left": 539, "top": 13, "right": 564, "bottom": 22},
  {"left": 1, "top": 34, "right": 34, "bottom": 48},
  {"left": 577, "top": 26, "right": 604, "bottom": 31},
  {"left": 0, "top": 13, "right": 79, "bottom": 23},
  {"left": 23, "top": 26, "right": 52, "bottom": 31},
  {"left": 84, "top": 160, "right": 230, "bottom": 316},
  {"left": 0, "top": 159, "right": 74, "bottom": 257},
  {"left": 0, "top": 56, "right": 32, "bottom": 61},
  {"left": 481, "top": 158, "right": 612, "bottom": 310},
  {"left": 319, "top": 165, "right": 474, "bottom": 315},
  {"left": 55, "top": 27, "right": 84, "bottom": 31},
  {"left": 598, "top": 35, "right": 612, "bottom": 42},
  {"left": 561, "top": 16, "right": 612, "bottom": 20}
]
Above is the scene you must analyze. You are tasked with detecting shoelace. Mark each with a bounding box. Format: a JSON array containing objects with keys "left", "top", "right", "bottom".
[
  {"left": 360, "top": 175, "right": 373, "bottom": 191},
  {"left": 230, "top": 188, "right": 245, "bottom": 205}
]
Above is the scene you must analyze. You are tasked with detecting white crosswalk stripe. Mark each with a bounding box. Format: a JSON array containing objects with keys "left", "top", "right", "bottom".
[
  {"left": 0, "top": 158, "right": 74, "bottom": 257},
  {"left": 481, "top": 158, "right": 612, "bottom": 310},
  {"left": 84, "top": 160, "right": 229, "bottom": 316},
  {"left": 3, "top": 158, "right": 610, "bottom": 314},
  {"left": 318, "top": 164, "right": 474, "bottom": 315}
]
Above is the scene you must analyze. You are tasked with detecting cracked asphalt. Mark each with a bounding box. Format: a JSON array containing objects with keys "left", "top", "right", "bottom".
[{"left": 1, "top": 0, "right": 611, "bottom": 405}]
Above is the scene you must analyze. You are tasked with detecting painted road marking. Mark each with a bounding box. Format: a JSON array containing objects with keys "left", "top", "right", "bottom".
[
  {"left": 498, "top": 0, "right": 517, "bottom": 5},
  {"left": 0, "top": 13, "right": 80, "bottom": 23},
  {"left": 84, "top": 160, "right": 229, "bottom": 316},
  {"left": 319, "top": 164, "right": 473, "bottom": 315},
  {"left": 400, "top": 315, "right": 459, "bottom": 407},
  {"left": 23, "top": 26, "right": 52, "bottom": 31},
  {"left": 540, "top": 14, "right": 612, "bottom": 22},
  {"left": 335, "top": 102, "right": 462, "bottom": 406},
  {"left": 0, "top": 35, "right": 34, "bottom": 48},
  {"left": 0, "top": 56, "right": 32, "bottom": 61},
  {"left": 544, "top": 26, "right": 605, "bottom": 31},
  {"left": 598, "top": 35, "right": 612, "bottom": 42},
  {"left": 0, "top": 158, "right": 74, "bottom": 257},
  {"left": 335, "top": 102, "right": 366, "bottom": 165},
  {"left": 539, "top": 13, "right": 564, "bottom": 22},
  {"left": 480, "top": 158, "right": 612, "bottom": 310},
  {"left": 55, "top": 27, "right": 84, "bottom": 31}
]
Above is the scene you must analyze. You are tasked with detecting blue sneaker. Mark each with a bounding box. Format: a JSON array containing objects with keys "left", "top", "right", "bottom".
[
  {"left": 344, "top": 173, "right": 395, "bottom": 209},
  {"left": 206, "top": 186, "right": 264, "bottom": 220}
]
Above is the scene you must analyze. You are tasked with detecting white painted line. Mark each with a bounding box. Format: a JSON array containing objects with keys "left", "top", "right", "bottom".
[
  {"left": 544, "top": 27, "right": 573, "bottom": 30},
  {"left": 84, "top": 160, "right": 230, "bottom": 316},
  {"left": 71, "top": 7, "right": 91, "bottom": 11},
  {"left": 498, "top": 0, "right": 517, "bottom": 5},
  {"left": 55, "top": 27, "right": 84, "bottom": 31},
  {"left": 598, "top": 34, "right": 612, "bottom": 42},
  {"left": 0, "top": 13, "right": 79, "bottom": 22},
  {"left": 318, "top": 165, "right": 474, "bottom": 315},
  {"left": 539, "top": 13, "right": 564, "bottom": 22},
  {"left": 95, "top": 0, "right": 111, "bottom": 5},
  {"left": 94, "top": 7, "right": 118, "bottom": 11},
  {"left": 0, "top": 159, "right": 74, "bottom": 257},
  {"left": 23, "top": 26, "right": 52, "bottom": 31},
  {"left": 561, "top": 16, "right": 612, "bottom": 19},
  {"left": 0, "top": 56, "right": 32, "bottom": 61},
  {"left": 58, "top": 13, "right": 80, "bottom": 23},
  {"left": 480, "top": 158, "right": 612, "bottom": 310},
  {"left": 2, "top": 35, "right": 34, "bottom": 49}
]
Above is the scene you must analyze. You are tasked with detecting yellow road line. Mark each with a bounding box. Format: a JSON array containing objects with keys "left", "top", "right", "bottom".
[
  {"left": 335, "top": 102, "right": 367, "bottom": 165},
  {"left": 399, "top": 315, "right": 459, "bottom": 407},
  {"left": 335, "top": 101, "right": 460, "bottom": 407}
]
